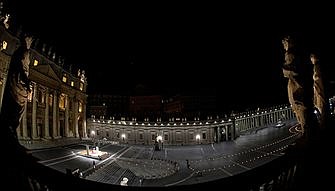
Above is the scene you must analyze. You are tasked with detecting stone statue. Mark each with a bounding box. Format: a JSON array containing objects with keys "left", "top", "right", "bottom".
[
  {"left": 281, "top": 36, "right": 316, "bottom": 137},
  {"left": 80, "top": 69, "right": 86, "bottom": 82},
  {"left": 310, "top": 53, "right": 326, "bottom": 128},
  {"left": 77, "top": 68, "right": 81, "bottom": 77},
  {"left": 0, "top": 35, "right": 33, "bottom": 139},
  {"left": 3, "top": 13, "right": 9, "bottom": 29},
  {"left": 0, "top": 35, "right": 35, "bottom": 191}
]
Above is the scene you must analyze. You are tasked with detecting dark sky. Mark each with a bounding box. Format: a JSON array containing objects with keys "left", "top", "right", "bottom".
[{"left": 6, "top": 0, "right": 335, "bottom": 110}]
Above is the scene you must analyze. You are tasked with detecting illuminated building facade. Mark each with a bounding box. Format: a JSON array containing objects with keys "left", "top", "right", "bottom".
[{"left": 0, "top": 19, "right": 88, "bottom": 140}]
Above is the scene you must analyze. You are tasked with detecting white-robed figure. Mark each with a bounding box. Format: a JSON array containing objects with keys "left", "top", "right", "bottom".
[{"left": 120, "top": 177, "right": 128, "bottom": 186}]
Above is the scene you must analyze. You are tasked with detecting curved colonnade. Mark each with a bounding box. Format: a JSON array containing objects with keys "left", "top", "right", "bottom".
[{"left": 87, "top": 105, "right": 295, "bottom": 145}]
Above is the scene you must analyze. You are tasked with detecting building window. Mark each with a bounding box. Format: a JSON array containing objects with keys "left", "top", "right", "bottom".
[
  {"left": 152, "top": 134, "right": 156, "bottom": 141},
  {"left": 189, "top": 133, "right": 193, "bottom": 140},
  {"left": 27, "top": 89, "right": 33, "bottom": 102},
  {"left": 62, "top": 74, "right": 67, "bottom": 83},
  {"left": 164, "top": 134, "right": 168, "bottom": 141},
  {"left": 59, "top": 94, "right": 66, "bottom": 110},
  {"left": 80, "top": 83, "right": 83, "bottom": 91},
  {"left": 202, "top": 132, "right": 206, "bottom": 139},
  {"left": 71, "top": 81, "right": 74, "bottom": 87},
  {"left": 176, "top": 132, "right": 182, "bottom": 141},
  {"left": 33, "top": 59, "right": 39, "bottom": 66},
  {"left": 139, "top": 133, "right": 143, "bottom": 140},
  {"left": 117, "top": 132, "right": 120, "bottom": 139},
  {"left": 106, "top": 132, "right": 109, "bottom": 137}
]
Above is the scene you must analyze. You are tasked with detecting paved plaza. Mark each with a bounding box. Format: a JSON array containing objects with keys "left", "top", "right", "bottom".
[{"left": 26, "top": 119, "right": 300, "bottom": 187}]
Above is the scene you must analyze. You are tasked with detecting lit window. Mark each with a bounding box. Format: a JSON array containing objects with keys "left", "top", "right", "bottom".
[
  {"left": 1, "top": 40, "right": 7, "bottom": 50},
  {"left": 27, "top": 90, "right": 33, "bottom": 102},
  {"left": 78, "top": 102, "right": 82, "bottom": 113},
  {"left": 40, "top": 91, "right": 44, "bottom": 103},
  {"left": 33, "top": 60, "right": 39, "bottom": 66},
  {"left": 80, "top": 83, "right": 83, "bottom": 91},
  {"left": 58, "top": 94, "right": 66, "bottom": 110},
  {"left": 62, "top": 74, "right": 67, "bottom": 83},
  {"left": 71, "top": 81, "right": 74, "bottom": 87}
]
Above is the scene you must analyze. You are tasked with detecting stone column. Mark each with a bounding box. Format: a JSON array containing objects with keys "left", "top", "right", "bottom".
[
  {"left": 225, "top": 126, "right": 229, "bottom": 141},
  {"left": 22, "top": 101, "right": 28, "bottom": 139},
  {"left": 82, "top": 103, "right": 87, "bottom": 138},
  {"left": 261, "top": 114, "right": 265, "bottom": 126},
  {"left": 32, "top": 83, "right": 38, "bottom": 139},
  {"left": 74, "top": 99, "right": 79, "bottom": 138},
  {"left": 217, "top": 126, "right": 221, "bottom": 142},
  {"left": 231, "top": 124, "right": 235, "bottom": 140},
  {"left": 52, "top": 90, "right": 58, "bottom": 138},
  {"left": 64, "top": 95, "right": 69, "bottom": 137},
  {"left": 57, "top": 100, "right": 60, "bottom": 137},
  {"left": 44, "top": 89, "right": 50, "bottom": 138},
  {"left": 16, "top": 124, "right": 21, "bottom": 138},
  {"left": 184, "top": 129, "right": 187, "bottom": 145}
]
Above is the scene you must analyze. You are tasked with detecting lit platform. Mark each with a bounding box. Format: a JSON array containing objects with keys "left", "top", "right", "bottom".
[{"left": 77, "top": 147, "right": 111, "bottom": 160}]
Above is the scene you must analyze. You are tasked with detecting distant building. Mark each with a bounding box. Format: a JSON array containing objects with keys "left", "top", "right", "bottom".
[
  {"left": 129, "top": 95, "right": 162, "bottom": 113},
  {"left": 163, "top": 95, "right": 217, "bottom": 113},
  {"left": 87, "top": 94, "right": 129, "bottom": 119}
]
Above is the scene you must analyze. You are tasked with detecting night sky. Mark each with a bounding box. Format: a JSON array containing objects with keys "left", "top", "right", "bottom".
[{"left": 6, "top": 0, "right": 335, "bottom": 111}]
